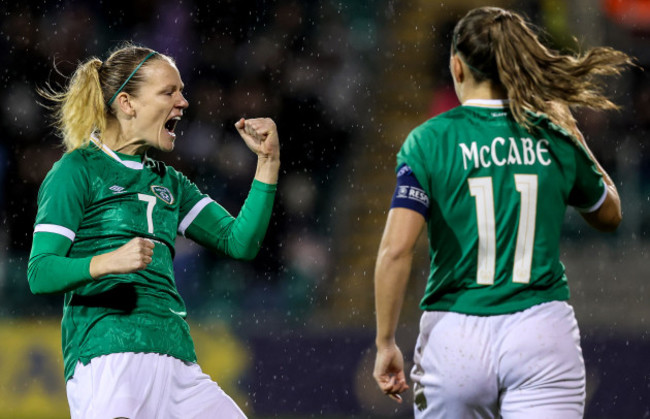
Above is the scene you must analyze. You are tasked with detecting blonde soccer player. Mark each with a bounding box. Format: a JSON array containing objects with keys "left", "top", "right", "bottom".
[{"left": 29, "top": 44, "right": 280, "bottom": 418}]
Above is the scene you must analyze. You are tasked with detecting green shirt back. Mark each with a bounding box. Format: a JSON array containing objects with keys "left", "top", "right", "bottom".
[{"left": 397, "top": 103, "right": 605, "bottom": 315}]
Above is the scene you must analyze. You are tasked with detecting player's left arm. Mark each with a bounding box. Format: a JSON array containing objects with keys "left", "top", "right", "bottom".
[
  {"left": 549, "top": 101, "right": 621, "bottom": 232},
  {"left": 373, "top": 207, "right": 425, "bottom": 402},
  {"left": 235, "top": 117, "right": 280, "bottom": 185},
  {"left": 179, "top": 117, "right": 279, "bottom": 260},
  {"left": 572, "top": 129, "right": 621, "bottom": 232},
  {"left": 181, "top": 181, "right": 276, "bottom": 261}
]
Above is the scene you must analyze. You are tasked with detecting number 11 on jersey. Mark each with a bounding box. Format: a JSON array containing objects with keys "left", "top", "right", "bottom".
[{"left": 468, "top": 174, "right": 538, "bottom": 285}]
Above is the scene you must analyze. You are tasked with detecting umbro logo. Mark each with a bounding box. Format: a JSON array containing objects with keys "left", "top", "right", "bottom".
[{"left": 109, "top": 185, "right": 126, "bottom": 193}]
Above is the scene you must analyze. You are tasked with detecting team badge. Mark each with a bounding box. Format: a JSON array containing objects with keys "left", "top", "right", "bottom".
[{"left": 151, "top": 185, "right": 174, "bottom": 205}]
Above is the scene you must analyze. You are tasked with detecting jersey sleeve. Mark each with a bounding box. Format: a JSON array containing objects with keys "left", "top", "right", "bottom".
[
  {"left": 175, "top": 170, "right": 214, "bottom": 236},
  {"left": 34, "top": 153, "right": 91, "bottom": 239},
  {"left": 390, "top": 164, "right": 430, "bottom": 219},
  {"left": 28, "top": 233, "right": 94, "bottom": 294},
  {"left": 183, "top": 180, "right": 277, "bottom": 260},
  {"left": 396, "top": 128, "right": 431, "bottom": 197},
  {"left": 568, "top": 144, "right": 607, "bottom": 213},
  {"left": 28, "top": 153, "right": 94, "bottom": 294}
]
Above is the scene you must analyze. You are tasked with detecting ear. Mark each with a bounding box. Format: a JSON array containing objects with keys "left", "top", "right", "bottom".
[
  {"left": 116, "top": 93, "right": 136, "bottom": 117},
  {"left": 450, "top": 54, "right": 465, "bottom": 85}
]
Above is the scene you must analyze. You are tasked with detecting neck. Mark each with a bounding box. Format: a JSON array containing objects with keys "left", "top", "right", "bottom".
[
  {"left": 459, "top": 80, "right": 507, "bottom": 104},
  {"left": 101, "top": 119, "right": 149, "bottom": 155}
]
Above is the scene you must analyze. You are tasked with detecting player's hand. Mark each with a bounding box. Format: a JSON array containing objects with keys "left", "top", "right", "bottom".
[
  {"left": 234, "top": 117, "right": 280, "bottom": 162},
  {"left": 373, "top": 343, "right": 409, "bottom": 403},
  {"left": 89, "top": 237, "right": 154, "bottom": 279}
]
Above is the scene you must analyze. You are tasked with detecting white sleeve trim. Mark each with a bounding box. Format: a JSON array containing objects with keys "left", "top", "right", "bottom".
[
  {"left": 178, "top": 197, "right": 214, "bottom": 236},
  {"left": 575, "top": 184, "right": 608, "bottom": 213},
  {"left": 34, "top": 224, "right": 76, "bottom": 241}
]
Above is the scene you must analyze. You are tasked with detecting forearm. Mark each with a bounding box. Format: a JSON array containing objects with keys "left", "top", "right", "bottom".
[
  {"left": 28, "top": 249, "right": 93, "bottom": 294},
  {"left": 374, "top": 249, "right": 413, "bottom": 347},
  {"left": 186, "top": 180, "right": 277, "bottom": 260},
  {"left": 254, "top": 156, "right": 280, "bottom": 185},
  {"left": 28, "top": 232, "right": 94, "bottom": 294}
]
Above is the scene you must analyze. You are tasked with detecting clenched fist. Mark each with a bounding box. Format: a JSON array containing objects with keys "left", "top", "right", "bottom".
[
  {"left": 234, "top": 117, "right": 280, "bottom": 162},
  {"left": 234, "top": 117, "right": 281, "bottom": 185},
  {"left": 89, "top": 237, "right": 155, "bottom": 279}
]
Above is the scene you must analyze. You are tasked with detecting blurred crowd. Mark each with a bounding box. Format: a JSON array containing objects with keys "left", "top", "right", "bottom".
[
  {"left": 1, "top": 0, "right": 648, "bottom": 322},
  {"left": 0, "top": 0, "right": 376, "bottom": 319},
  {"left": 1, "top": 2, "right": 647, "bottom": 416}
]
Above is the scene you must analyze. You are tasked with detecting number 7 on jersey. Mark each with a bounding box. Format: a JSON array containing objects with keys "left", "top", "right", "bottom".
[{"left": 138, "top": 193, "right": 157, "bottom": 234}]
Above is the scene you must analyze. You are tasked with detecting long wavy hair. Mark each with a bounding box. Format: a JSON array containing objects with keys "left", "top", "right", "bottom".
[{"left": 453, "top": 7, "right": 634, "bottom": 131}]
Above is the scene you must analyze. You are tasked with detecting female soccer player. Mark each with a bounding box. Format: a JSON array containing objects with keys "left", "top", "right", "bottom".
[
  {"left": 373, "top": 7, "right": 632, "bottom": 418},
  {"left": 28, "top": 44, "right": 280, "bottom": 418}
]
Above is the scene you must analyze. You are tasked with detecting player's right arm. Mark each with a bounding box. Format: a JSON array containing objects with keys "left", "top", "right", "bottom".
[
  {"left": 374, "top": 208, "right": 424, "bottom": 402},
  {"left": 88, "top": 238, "right": 154, "bottom": 278},
  {"left": 28, "top": 232, "right": 94, "bottom": 294},
  {"left": 28, "top": 153, "right": 153, "bottom": 294},
  {"left": 373, "top": 162, "right": 429, "bottom": 402},
  {"left": 29, "top": 235, "right": 154, "bottom": 294}
]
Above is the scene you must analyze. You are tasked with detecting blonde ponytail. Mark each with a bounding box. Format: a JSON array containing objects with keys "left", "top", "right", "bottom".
[
  {"left": 39, "top": 58, "right": 106, "bottom": 152},
  {"left": 39, "top": 44, "right": 167, "bottom": 152}
]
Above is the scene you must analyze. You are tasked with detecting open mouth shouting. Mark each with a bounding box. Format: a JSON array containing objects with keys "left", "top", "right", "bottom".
[{"left": 164, "top": 116, "right": 181, "bottom": 138}]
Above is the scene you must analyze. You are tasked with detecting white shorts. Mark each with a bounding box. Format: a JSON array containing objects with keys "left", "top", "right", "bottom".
[
  {"left": 411, "top": 301, "right": 585, "bottom": 419},
  {"left": 66, "top": 352, "right": 246, "bottom": 419}
]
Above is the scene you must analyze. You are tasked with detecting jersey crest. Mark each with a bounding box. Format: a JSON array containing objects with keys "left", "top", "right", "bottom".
[{"left": 151, "top": 185, "right": 174, "bottom": 205}]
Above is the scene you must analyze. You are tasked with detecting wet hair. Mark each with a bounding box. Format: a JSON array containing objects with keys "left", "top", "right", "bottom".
[
  {"left": 452, "top": 7, "right": 634, "bottom": 130},
  {"left": 38, "top": 43, "right": 173, "bottom": 152}
]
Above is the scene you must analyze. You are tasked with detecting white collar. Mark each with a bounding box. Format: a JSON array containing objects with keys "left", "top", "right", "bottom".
[
  {"left": 462, "top": 99, "right": 509, "bottom": 108},
  {"left": 90, "top": 134, "right": 144, "bottom": 170}
]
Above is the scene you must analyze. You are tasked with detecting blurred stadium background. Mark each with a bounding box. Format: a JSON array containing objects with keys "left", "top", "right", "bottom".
[{"left": 0, "top": 0, "right": 648, "bottom": 417}]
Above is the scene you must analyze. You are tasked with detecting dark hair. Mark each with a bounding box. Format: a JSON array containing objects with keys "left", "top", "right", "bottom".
[{"left": 453, "top": 7, "right": 634, "bottom": 130}]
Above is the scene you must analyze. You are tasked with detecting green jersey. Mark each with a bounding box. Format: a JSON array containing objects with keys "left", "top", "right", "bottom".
[
  {"left": 397, "top": 100, "right": 605, "bottom": 315},
  {"left": 31, "top": 138, "right": 276, "bottom": 380}
]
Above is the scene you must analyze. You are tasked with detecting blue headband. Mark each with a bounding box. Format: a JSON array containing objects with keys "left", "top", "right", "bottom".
[{"left": 106, "top": 51, "right": 157, "bottom": 107}]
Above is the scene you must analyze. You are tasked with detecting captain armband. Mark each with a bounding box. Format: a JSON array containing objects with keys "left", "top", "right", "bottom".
[{"left": 390, "top": 164, "right": 430, "bottom": 219}]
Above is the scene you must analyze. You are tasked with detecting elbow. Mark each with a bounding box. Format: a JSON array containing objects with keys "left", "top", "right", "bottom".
[
  {"left": 583, "top": 193, "right": 622, "bottom": 233},
  {"left": 597, "top": 199, "right": 623, "bottom": 232},
  {"left": 587, "top": 209, "right": 621, "bottom": 233},
  {"left": 27, "top": 264, "right": 47, "bottom": 295},
  {"left": 378, "top": 243, "right": 413, "bottom": 264},
  {"left": 234, "top": 251, "right": 258, "bottom": 262},
  {"left": 228, "top": 236, "right": 263, "bottom": 261},
  {"left": 29, "top": 285, "right": 48, "bottom": 295},
  {"left": 230, "top": 245, "right": 260, "bottom": 261},
  {"left": 27, "top": 256, "right": 62, "bottom": 295},
  {"left": 597, "top": 211, "right": 622, "bottom": 233}
]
